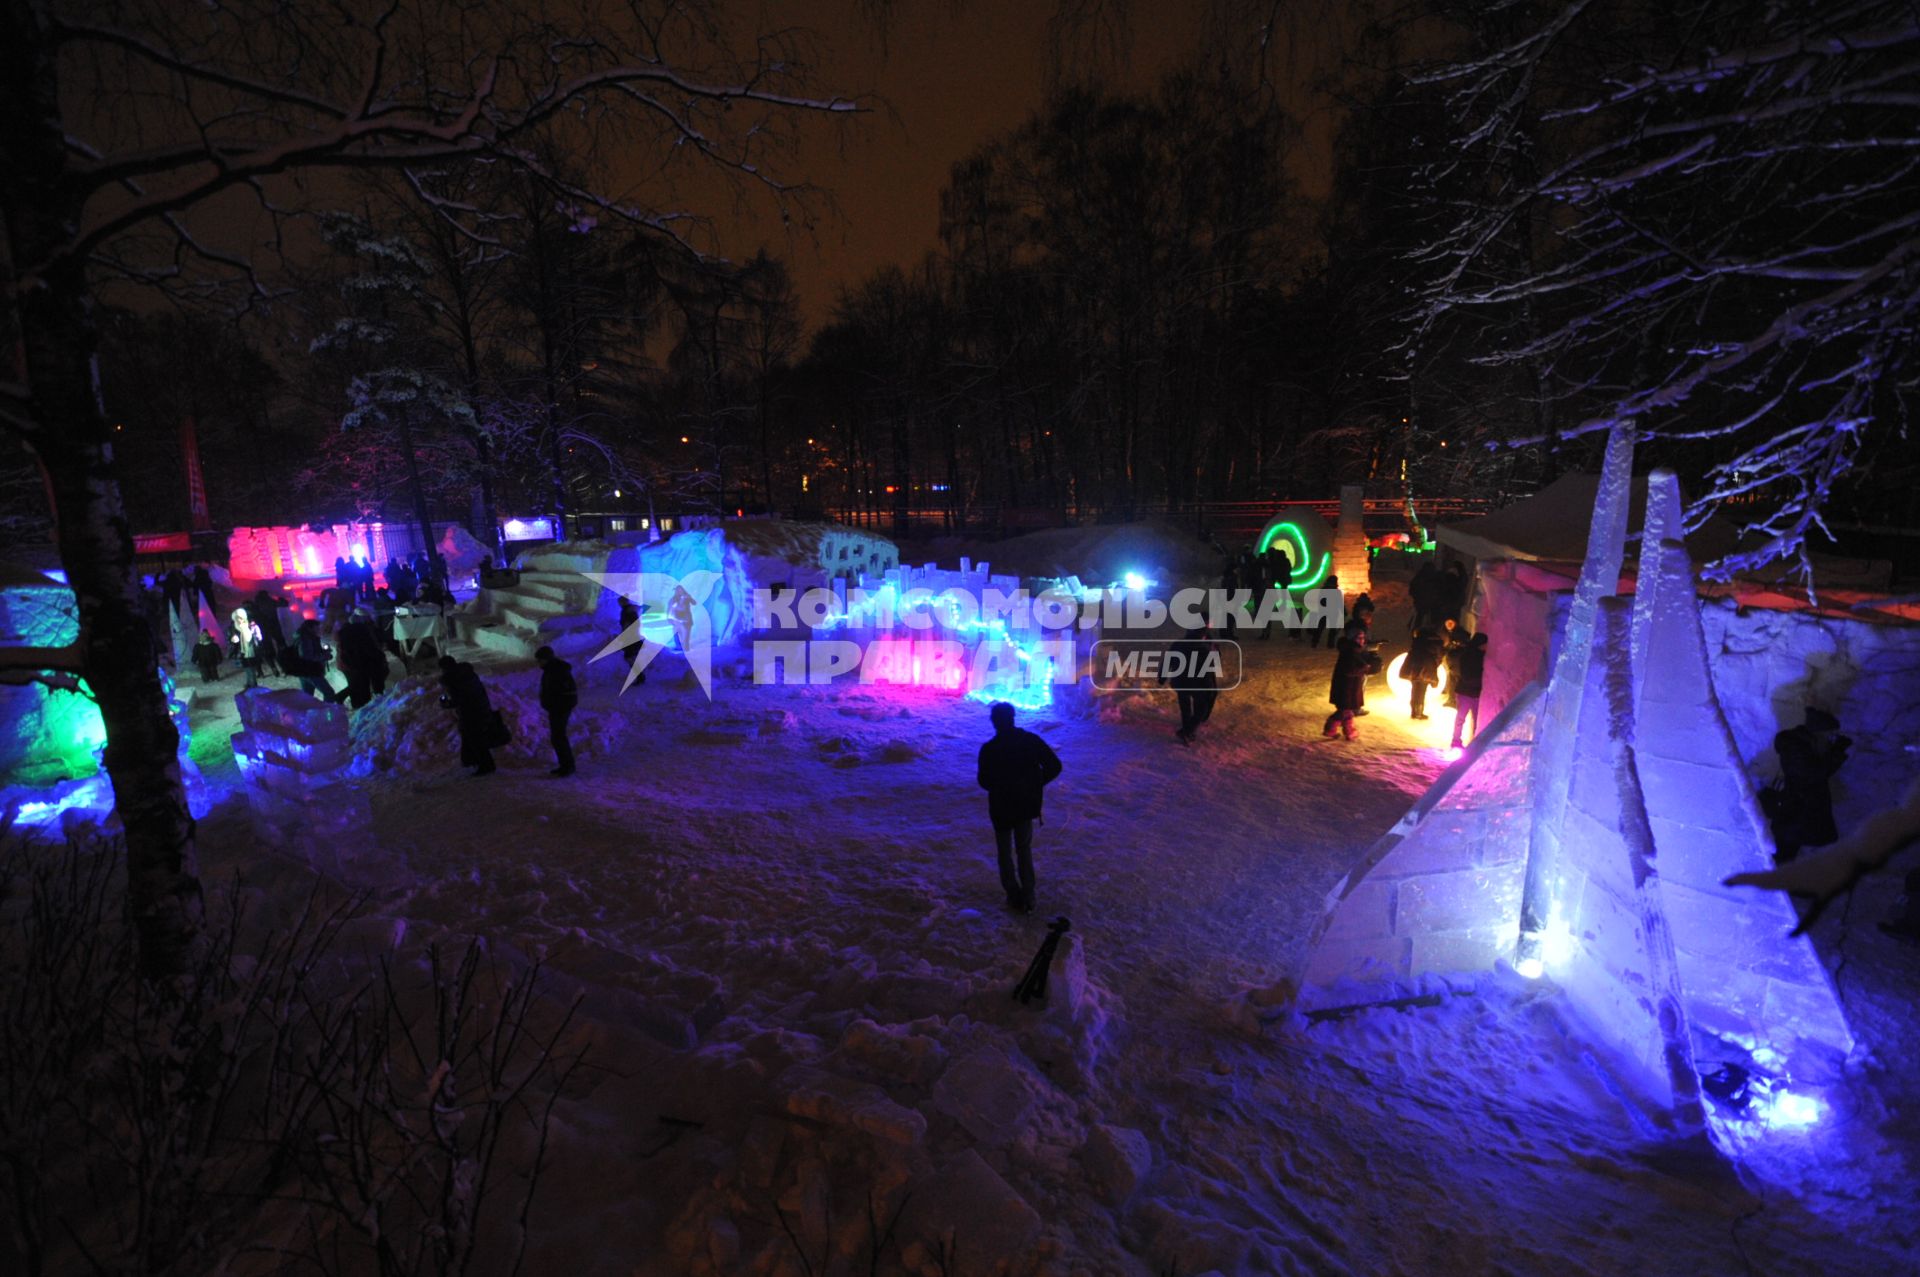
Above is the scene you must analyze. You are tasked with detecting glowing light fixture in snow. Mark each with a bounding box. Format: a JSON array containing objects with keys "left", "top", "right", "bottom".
[
  {"left": 1122, "top": 571, "right": 1150, "bottom": 591},
  {"left": 1384, "top": 652, "right": 1449, "bottom": 700},
  {"left": 1255, "top": 520, "right": 1331, "bottom": 590},
  {"left": 1702, "top": 1060, "right": 1826, "bottom": 1142},
  {"left": 1515, "top": 915, "right": 1576, "bottom": 980},
  {"left": 1758, "top": 1089, "right": 1823, "bottom": 1130}
]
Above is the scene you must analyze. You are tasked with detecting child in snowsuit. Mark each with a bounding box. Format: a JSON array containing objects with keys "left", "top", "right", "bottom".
[{"left": 192, "top": 630, "right": 223, "bottom": 683}]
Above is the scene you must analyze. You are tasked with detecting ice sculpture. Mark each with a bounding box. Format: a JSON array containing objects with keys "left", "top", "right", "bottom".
[
  {"left": 230, "top": 689, "right": 380, "bottom": 883},
  {"left": 1298, "top": 430, "right": 1852, "bottom": 1129}
]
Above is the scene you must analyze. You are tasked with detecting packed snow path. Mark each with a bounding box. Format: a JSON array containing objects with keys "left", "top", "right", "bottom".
[{"left": 188, "top": 605, "right": 1919, "bottom": 1276}]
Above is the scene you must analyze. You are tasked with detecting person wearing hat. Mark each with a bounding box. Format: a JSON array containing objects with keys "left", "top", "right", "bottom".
[
  {"left": 228, "top": 606, "right": 264, "bottom": 690},
  {"left": 1404, "top": 625, "right": 1445, "bottom": 720},
  {"left": 1449, "top": 632, "right": 1490, "bottom": 748},
  {"left": 191, "top": 628, "right": 224, "bottom": 684},
  {"left": 1162, "top": 623, "right": 1220, "bottom": 745},
  {"left": 976, "top": 701, "right": 1063, "bottom": 913},
  {"left": 1323, "top": 634, "right": 1369, "bottom": 740},
  {"left": 285, "top": 617, "right": 340, "bottom": 702},
  {"left": 1767, "top": 707, "right": 1851, "bottom": 862},
  {"left": 535, "top": 645, "right": 578, "bottom": 776},
  {"left": 439, "top": 655, "right": 497, "bottom": 776}
]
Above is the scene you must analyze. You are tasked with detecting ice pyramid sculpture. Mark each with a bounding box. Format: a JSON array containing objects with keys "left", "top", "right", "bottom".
[{"left": 1299, "top": 427, "right": 1852, "bottom": 1119}]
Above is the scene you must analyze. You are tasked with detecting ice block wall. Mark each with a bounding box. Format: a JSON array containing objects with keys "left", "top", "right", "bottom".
[
  {"left": 230, "top": 689, "right": 379, "bottom": 883},
  {"left": 1299, "top": 685, "right": 1542, "bottom": 1003}
]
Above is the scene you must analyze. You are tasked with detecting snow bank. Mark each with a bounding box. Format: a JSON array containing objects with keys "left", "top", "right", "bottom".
[
  {"left": 345, "top": 669, "right": 629, "bottom": 775},
  {"left": 166, "top": 602, "right": 1919, "bottom": 1275},
  {"left": 1702, "top": 598, "right": 1920, "bottom": 831}
]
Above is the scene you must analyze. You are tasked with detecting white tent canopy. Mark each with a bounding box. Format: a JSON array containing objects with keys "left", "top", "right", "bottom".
[{"left": 1435, "top": 473, "right": 1741, "bottom": 566}]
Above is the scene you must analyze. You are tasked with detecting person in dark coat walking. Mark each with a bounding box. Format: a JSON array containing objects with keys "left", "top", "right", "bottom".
[
  {"left": 439, "top": 656, "right": 498, "bottom": 775},
  {"left": 976, "top": 702, "right": 1063, "bottom": 913},
  {"left": 162, "top": 567, "right": 187, "bottom": 614},
  {"left": 1405, "top": 626, "right": 1445, "bottom": 720},
  {"left": 250, "top": 588, "right": 289, "bottom": 676},
  {"left": 1323, "top": 636, "right": 1369, "bottom": 740},
  {"left": 535, "top": 645, "right": 578, "bottom": 776},
  {"left": 1162, "top": 624, "right": 1220, "bottom": 744},
  {"left": 191, "top": 629, "right": 223, "bottom": 683},
  {"left": 389, "top": 558, "right": 417, "bottom": 604},
  {"left": 286, "top": 618, "right": 340, "bottom": 701},
  {"left": 1450, "top": 633, "right": 1489, "bottom": 748},
  {"left": 334, "top": 611, "right": 388, "bottom": 708},
  {"left": 1265, "top": 546, "right": 1293, "bottom": 640},
  {"left": 1769, "top": 708, "right": 1850, "bottom": 862}
]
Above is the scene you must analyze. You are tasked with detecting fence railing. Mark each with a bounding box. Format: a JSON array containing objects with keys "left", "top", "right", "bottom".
[{"left": 828, "top": 497, "right": 1498, "bottom": 540}]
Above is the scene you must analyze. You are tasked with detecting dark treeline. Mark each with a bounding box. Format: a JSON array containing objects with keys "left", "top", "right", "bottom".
[
  {"left": 57, "top": 165, "right": 810, "bottom": 556},
  {"left": 72, "top": 64, "right": 1518, "bottom": 546},
  {"left": 792, "top": 65, "right": 1532, "bottom": 533},
  {"left": 65, "top": 1, "right": 1918, "bottom": 573}
]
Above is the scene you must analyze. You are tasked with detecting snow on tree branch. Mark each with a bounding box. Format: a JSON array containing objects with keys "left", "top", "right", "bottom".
[
  {"left": 28, "top": 0, "right": 865, "bottom": 288},
  {"left": 1408, "top": 0, "right": 1920, "bottom": 581}
]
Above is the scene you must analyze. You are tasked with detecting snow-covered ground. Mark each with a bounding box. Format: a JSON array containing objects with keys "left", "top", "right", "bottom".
[{"left": 176, "top": 572, "right": 1920, "bottom": 1276}]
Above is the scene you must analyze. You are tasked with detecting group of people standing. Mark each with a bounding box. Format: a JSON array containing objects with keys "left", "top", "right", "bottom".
[
  {"left": 1403, "top": 619, "right": 1490, "bottom": 746},
  {"left": 1219, "top": 545, "right": 1297, "bottom": 639},
  {"left": 1322, "top": 569, "right": 1489, "bottom": 748},
  {"left": 433, "top": 645, "right": 578, "bottom": 780},
  {"left": 333, "top": 551, "right": 451, "bottom": 606},
  {"left": 174, "top": 582, "right": 398, "bottom": 711}
]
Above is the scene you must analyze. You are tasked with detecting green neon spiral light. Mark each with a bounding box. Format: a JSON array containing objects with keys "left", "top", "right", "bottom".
[{"left": 1256, "top": 520, "right": 1331, "bottom": 591}]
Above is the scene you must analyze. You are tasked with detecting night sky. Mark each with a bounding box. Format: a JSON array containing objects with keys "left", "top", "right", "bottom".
[{"left": 718, "top": 0, "right": 1344, "bottom": 328}]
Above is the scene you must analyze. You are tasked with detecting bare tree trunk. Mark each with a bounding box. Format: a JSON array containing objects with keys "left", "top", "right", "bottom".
[
  {"left": 396, "top": 411, "right": 437, "bottom": 560},
  {"left": 455, "top": 303, "right": 503, "bottom": 566},
  {"left": 4, "top": 5, "right": 202, "bottom": 976},
  {"left": 759, "top": 378, "right": 773, "bottom": 511},
  {"left": 470, "top": 431, "right": 501, "bottom": 562}
]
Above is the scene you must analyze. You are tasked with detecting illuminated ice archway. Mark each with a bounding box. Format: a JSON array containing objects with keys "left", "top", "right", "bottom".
[{"left": 1254, "top": 508, "right": 1334, "bottom": 591}]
